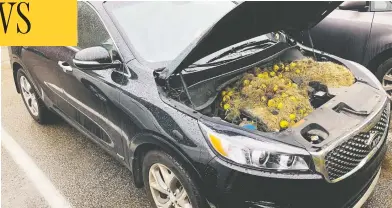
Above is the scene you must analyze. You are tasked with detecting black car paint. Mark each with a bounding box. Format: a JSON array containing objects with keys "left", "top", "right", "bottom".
[
  {"left": 295, "top": 1, "right": 392, "bottom": 71},
  {"left": 10, "top": 0, "right": 213, "bottom": 188},
  {"left": 8, "top": 2, "right": 388, "bottom": 208}
]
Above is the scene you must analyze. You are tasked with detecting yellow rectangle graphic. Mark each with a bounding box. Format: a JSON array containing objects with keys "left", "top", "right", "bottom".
[{"left": 0, "top": 0, "right": 77, "bottom": 46}]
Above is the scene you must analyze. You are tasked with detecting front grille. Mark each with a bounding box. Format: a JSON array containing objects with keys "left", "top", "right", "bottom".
[{"left": 325, "top": 106, "right": 389, "bottom": 181}]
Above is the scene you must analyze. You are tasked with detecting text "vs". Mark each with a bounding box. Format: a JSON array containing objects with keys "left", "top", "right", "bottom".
[{"left": 0, "top": 2, "right": 31, "bottom": 34}]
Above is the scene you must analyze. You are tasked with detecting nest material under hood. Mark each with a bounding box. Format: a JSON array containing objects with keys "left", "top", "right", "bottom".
[{"left": 220, "top": 58, "right": 355, "bottom": 131}]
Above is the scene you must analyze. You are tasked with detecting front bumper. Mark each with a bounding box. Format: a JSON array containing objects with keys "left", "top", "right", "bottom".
[
  {"left": 202, "top": 136, "right": 387, "bottom": 208},
  {"left": 353, "top": 167, "right": 381, "bottom": 208}
]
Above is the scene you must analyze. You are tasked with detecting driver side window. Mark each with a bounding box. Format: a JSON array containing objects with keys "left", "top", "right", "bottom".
[
  {"left": 77, "top": 2, "right": 113, "bottom": 50},
  {"left": 372, "top": 1, "right": 392, "bottom": 11}
]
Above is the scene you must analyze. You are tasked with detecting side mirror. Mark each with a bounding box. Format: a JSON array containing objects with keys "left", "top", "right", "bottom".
[
  {"left": 73, "top": 46, "right": 121, "bottom": 70},
  {"left": 339, "top": 1, "right": 368, "bottom": 11}
]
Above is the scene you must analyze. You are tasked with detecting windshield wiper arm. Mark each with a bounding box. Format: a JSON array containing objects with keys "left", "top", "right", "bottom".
[
  {"left": 207, "top": 40, "right": 272, "bottom": 64},
  {"left": 189, "top": 43, "right": 273, "bottom": 68},
  {"left": 188, "top": 58, "right": 239, "bottom": 68},
  {"left": 207, "top": 41, "right": 256, "bottom": 63}
]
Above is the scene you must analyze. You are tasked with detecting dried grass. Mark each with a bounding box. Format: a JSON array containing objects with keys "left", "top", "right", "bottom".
[{"left": 220, "top": 58, "right": 355, "bottom": 131}]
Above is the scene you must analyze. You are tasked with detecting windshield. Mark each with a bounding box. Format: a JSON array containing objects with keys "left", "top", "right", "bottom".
[{"left": 105, "top": 2, "right": 235, "bottom": 63}]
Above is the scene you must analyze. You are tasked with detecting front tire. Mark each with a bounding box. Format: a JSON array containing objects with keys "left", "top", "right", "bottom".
[
  {"left": 142, "top": 150, "right": 208, "bottom": 208},
  {"left": 17, "top": 69, "right": 55, "bottom": 124}
]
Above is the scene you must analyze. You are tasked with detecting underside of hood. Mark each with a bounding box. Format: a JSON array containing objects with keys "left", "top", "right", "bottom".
[{"left": 160, "top": 1, "right": 341, "bottom": 79}]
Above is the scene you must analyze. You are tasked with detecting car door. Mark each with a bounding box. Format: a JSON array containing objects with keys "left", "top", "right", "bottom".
[
  {"left": 294, "top": 1, "right": 374, "bottom": 64},
  {"left": 362, "top": 1, "right": 392, "bottom": 68},
  {"left": 20, "top": 47, "right": 64, "bottom": 107},
  {"left": 55, "top": 2, "right": 126, "bottom": 159}
]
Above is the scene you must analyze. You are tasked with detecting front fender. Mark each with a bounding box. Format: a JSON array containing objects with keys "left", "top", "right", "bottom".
[{"left": 129, "top": 132, "right": 206, "bottom": 188}]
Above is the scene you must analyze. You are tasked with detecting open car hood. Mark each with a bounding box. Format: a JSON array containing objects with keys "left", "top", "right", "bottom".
[{"left": 159, "top": 1, "right": 341, "bottom": 79}]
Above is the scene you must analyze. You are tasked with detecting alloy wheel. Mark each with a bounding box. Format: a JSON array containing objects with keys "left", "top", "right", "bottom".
[
  {"left": 20, "top": 75, "right": 39, "bottom": 116},
  {"left": 382, "top": 67, "right": 392, "bottom": 97},
  {"left": 148, "top": 163, "right": 192, "bottom": 208}
]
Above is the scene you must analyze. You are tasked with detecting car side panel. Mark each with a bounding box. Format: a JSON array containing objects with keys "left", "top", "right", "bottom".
[
  {"left": 19, "top": 47, "right": 64, "bottom": 107},
  {"left": 362, "top": 11, "right": 392, "bottom": 68},
  {"left": 295, "top": 9, "right": 373, "bottom": 64},
  {"left": 53, "top": 46, "right": 127, "bottom": 160},
  {"left": 118, "top": 60, "right": 208, "bottom": 167}
]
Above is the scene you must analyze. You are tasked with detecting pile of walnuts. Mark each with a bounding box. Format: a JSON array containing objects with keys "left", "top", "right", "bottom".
[{"left": 220, "top": 58, "right": 354, "bottom": 131}]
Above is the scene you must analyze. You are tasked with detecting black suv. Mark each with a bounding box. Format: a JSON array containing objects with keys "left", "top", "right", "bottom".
[{"left": 8, "top": 2, "right": 390, "bottom": 208}]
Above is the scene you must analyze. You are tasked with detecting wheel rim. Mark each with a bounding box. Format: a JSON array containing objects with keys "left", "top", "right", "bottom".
[
  {"left": 148, "top": 164, "right": 192, "bottom": 208},
  {"left": 20, "top": 76, "right": 39, "bottom": 116},
  {"left": 382, "top": 67, "right": 392, "bottom": 96}
]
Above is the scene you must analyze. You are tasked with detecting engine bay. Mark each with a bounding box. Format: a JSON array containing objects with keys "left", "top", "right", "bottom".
[
  {"left": 159, "top": 44, "right": 365, "bottom": 134},
  {"left": 216, "top": 58, "right": 355, "bottom": 132}
]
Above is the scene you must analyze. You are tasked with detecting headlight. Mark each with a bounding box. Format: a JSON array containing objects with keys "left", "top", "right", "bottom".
[{"left": 199, "top": 121, "right": 310, "bottom": 171}]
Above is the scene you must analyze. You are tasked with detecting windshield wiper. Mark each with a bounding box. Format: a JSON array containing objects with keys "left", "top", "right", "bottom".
[
  {"left": 188, "top": 58, "right": 239, "bottom": 68},
  {"left": 189, "top": 41, "right": 273, "bottom": 68},
  {"left": 207, "top": 40, "right": 272, "bottom": 63}
]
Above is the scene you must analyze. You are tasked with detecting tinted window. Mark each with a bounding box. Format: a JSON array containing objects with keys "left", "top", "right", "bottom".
[
  {"left": 77, "top": 2, "right": 112, "bottom": 49},
  {"left": 373, "top": 1, "right": 392, "bottom": 11},
  {"left": 105, "top": 2, "right": 235, "bottom": 63}
]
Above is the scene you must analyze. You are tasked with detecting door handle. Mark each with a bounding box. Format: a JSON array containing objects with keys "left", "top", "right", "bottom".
[{"left": 58, "top": 61, "right": 73, "bottom": 73}]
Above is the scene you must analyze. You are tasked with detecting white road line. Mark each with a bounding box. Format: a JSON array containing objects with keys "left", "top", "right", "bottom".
[{"left": 1, "top": 128, "right": 72, "bottom": 208}]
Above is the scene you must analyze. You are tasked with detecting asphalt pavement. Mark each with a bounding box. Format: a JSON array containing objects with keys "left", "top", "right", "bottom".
[{"left": 1, "top": 47, "right": 391, "bottom": 208}]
